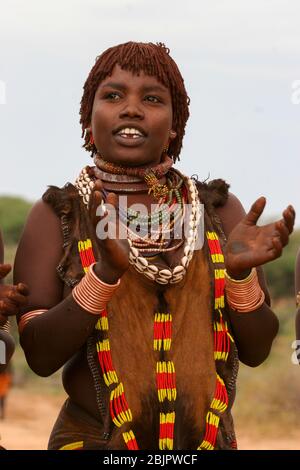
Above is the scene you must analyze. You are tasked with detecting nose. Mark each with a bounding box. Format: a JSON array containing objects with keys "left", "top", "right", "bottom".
[{"left": 119, "top": 97, "right": 144, "bottom": 120}]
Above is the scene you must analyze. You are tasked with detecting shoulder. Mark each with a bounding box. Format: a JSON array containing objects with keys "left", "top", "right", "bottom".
[
  {"left": 194, "top": 177, "right": 230, "bottom": 209},
  {"left": 42, "top": 183, "right": 80, "bottom": 218},
  {"left": 18, "top": 198, "right": 62, "bottom": 244},
  {"left": 214, "top": 192, "right": 246, "bottom": 238},
  {"left": 14, "top": 199, "right": 64, "bottom": 304},
  {"left": 192, "top": 176, "right": 245, "bottom": 236}
]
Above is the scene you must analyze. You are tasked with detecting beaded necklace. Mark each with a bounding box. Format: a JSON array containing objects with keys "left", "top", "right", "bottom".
[
  {"left": 94, "top": 153, "right": 173, "bottom": 200},
  {"left": 77, "top": 212, "right": 234, "bottom": 450}
]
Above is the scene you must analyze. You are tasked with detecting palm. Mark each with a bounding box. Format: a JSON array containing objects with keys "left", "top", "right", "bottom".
[
  {"left": 89, "top": 180, "right": 129, "bottom": 277},
  {"left": 225, "top": 197, "right": 295, "bottom": 277}
]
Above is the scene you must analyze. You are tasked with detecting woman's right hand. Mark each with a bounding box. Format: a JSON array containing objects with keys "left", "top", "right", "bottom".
[{"left": 89, "top": 179, "right": 130, "bottom": 284}]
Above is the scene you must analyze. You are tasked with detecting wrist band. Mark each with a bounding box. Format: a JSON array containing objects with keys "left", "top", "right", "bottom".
[
  {"left": 0, "top": 318, "right": 10, "bottom": 333},
  {"left": 225, "top": 268, "right": 265, "bottom": 313},
  {"left": 72, "top": 263, "right": 120, "bottom": 315},
  {"left": 18, "top": 309, "right": 48, "bottom": 334}
]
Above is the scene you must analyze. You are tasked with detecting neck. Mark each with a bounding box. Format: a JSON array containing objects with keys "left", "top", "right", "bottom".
[
  {"left": 94, "top": 153, "right": 173, "bottom": 200},
  {"left": 94, "top": 153, "right": 173, "bottom": 178}
]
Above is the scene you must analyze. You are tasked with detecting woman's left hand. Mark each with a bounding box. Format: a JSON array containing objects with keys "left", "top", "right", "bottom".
[
  {"left": 225, "top": 197, "right": 295, "bottom": 279},
  {"left": 0, "top": 264, "right": 29, "bottom": 324}
]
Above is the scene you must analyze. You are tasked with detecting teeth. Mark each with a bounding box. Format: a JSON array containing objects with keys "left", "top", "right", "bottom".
[{"left": 119, "top": 127, "right": 143, "bottom": 137}]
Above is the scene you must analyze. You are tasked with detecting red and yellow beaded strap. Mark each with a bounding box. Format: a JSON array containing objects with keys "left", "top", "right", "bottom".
[
  {"left": 153, "top": 313, "right": 176, "bottom": 449},
  {"left": 197, "top": 232, "right": 234, "bottom": 450},
  {"left": 78, "top": 239, "right": 138, "bottom": 450},
  {"left": 78, "top": 239, "right": 95, "bottom": 273},
  {"left": 78, "top": 232, "right": 232, "bottom": 451}
]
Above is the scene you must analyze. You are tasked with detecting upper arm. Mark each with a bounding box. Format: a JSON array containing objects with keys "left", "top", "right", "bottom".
[
  {"left": 215, "top": 192, "right": 271, "bottom": 305},
  {"left": 14, "top": 200, "right": 64, "bottom": 315}
]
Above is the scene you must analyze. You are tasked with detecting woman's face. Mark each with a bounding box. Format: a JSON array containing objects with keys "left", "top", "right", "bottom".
[{"left": 91, "top": 65, "right": 176, "bottom": 167}]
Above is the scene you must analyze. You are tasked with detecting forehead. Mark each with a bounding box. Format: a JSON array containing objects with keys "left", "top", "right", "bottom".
[{"left": 99, "top": 64, "right": 170, "bottom": 94}]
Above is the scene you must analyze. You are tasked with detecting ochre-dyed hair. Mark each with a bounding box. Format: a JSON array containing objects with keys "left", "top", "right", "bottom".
[{"left": 80, "top": 41, "right": 190, "bottom": 162}]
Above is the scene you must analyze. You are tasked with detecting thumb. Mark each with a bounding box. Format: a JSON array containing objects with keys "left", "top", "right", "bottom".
[
  {"left": 244, "top": 197, "right": 266, "bottom": 226},
  {"left": 106, "top": 192, "right": 118, "bottom": 209},
  {"left": 0, "top": 264, "right": 12, "bottom": 280}
]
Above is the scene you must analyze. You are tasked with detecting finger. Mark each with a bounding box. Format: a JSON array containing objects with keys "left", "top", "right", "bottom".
[
  {"left": 244, "top": 197, "right": 266, "bottom": 226},
  {"left": 16, "top": 283, "right": 29, "bottom": 296},
  {"left": 274, "top": 220, "right": 289, "bottom": 247},
  {"left": 0, "top": 299, "right": 19, "bottom": 316},
  {"left": 89, "top": 180, "right": 104, "bottom": 224},
  {"left": 8, "top": 290, "right": 28, "bottom": 305},
  {"left": 0, "top": 264, "right": 11, "bottom": 279},
  {"left": 269, "top": 236, "right": 283, "bottom": 258},
  {"left": 282, "top": 205, "right": 295, "bottom": 234},
  {"left": 106, "top": 192, "right": 118, "bottom": 209}
]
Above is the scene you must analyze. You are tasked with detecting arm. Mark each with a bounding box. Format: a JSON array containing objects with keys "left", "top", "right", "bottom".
[
  {"left": 14, "top": 187, "right": 128, "bottom": 378},
  {"left": 215, "top": 193, "right": 286, "bottom": 367},
  {"left": 14, "top": 200, "right": 100, "bottom": 377}
]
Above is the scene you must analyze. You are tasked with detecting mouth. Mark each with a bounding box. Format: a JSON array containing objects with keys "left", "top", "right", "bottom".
[{"left": 113, "top": 125, "right": 147, "bottom": 146}]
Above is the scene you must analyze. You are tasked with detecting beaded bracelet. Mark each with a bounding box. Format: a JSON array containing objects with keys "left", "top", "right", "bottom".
[
  {"left": 18, "top": 309, "right": 48, "bottom": 334},
  {"left": 225, "top": 268, "right": 265, "bottom": 313},
  {"left": 72, "top": 263, "right": 120, "bottom": 315}
]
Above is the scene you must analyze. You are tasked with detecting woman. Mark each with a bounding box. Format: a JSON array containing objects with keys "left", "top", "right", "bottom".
[
  {"left": 0, "top": 230, "right": 28, "bottom": 436},
  {"left": 14, "top": 42, "right": 295, "bottom": 450}
]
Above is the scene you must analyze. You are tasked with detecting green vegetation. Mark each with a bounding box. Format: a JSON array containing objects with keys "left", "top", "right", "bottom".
[
  {"left": 0, "top": 196, "right": 33, "bottom": 245},
  {"left": 264, "top": 230, "right": 300, "bottom": 299},
  {"left": 234, "top": 297, "right": 300, "bottom": 436}
]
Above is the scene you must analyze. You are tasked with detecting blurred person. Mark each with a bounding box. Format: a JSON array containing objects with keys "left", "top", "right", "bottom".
[
  {"left": 0, "top": 231, "right": 29, "bottom": 373},
  {"left": 14, "top": 42, "right": 295, "bottom": 450},
  {"left": 0, "top": 230, "right": 28, "bottom": 447},
  {"left": 0, "top": 362, "right": 12, "bottom": 420}
]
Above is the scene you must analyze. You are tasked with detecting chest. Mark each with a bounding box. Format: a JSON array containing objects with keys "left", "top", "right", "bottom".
[{"left": 106, "top": 249, "right": 216, "bottom": 448}]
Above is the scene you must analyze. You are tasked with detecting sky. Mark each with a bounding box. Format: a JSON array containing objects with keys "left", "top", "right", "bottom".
[{"left": 0, "top": 0, "right": 299, "bottom": 226}]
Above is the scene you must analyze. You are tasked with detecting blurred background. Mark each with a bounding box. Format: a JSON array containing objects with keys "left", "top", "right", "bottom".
[{"left": 0, "top": 0, "right": 299, "bottom": 450}]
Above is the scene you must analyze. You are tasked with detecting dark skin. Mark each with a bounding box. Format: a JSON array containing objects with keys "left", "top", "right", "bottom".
[
  {"left": 0, "top": 231, "right": 29, "bottom": 373},
  {"left": 14, "top": 66, "right": 295, "bottom": 420},
  {"left": 295, "top": 249, "right": 300, "bottom": 353}
]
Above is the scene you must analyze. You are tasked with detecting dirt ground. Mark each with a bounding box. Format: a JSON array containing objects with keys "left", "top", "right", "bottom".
[{"left": 1, "top": 389, "right": 300, "bottom": 450}]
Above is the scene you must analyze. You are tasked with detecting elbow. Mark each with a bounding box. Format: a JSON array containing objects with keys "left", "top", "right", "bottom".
[
  {"left": 20, "top": 328, "right": 60, "bottom": 377},
  {"left": 239, "top": 348, "right": 271, "bottom": 368},
  {"left": 24, "top": 354, "right": 58, "bottom": 377},
  {"left": 238, "top": 319, "right": 279, "bottom": 368}
]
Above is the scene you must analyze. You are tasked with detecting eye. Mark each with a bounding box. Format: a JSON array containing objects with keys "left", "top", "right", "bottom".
[
  {"left": 105, "top": 92, "right": 121, "bottom": 101},
  {"left": 145, "top": 95, "right": 161, "bottom": 103}
]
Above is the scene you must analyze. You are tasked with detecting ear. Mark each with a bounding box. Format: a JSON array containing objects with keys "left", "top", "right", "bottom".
[{"left": 169, "top": 130, "right": 177, "bottom": 140}]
